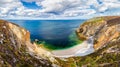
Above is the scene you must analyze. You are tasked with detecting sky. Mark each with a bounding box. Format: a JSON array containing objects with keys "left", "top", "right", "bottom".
[{"left": 0, "top": 0, "right": 120, "bottom": 19}]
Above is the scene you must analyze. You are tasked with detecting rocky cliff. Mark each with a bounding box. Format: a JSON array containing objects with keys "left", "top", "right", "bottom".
[
  {"left": 57, "top": 16, "right": 120, "bottom": 67},
  {"left": 1, "top": 16, "right": 120, "bottom": 67},
  {"left": 76, "top": 16, "right": 120, "bottom": 50},
  {"left": 0, "top": 20, "right": 54, "bottom": 67}
]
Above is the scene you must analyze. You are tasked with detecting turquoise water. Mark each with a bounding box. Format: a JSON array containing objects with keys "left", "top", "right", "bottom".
[{"left": 8, "top": 20, "right": 85, "bottom": 50}]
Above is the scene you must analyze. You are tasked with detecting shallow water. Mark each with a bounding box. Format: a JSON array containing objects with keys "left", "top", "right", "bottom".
[
  {"left": 8, "top": 20, "right": 85, "bottom": 50},
  {"left": 52, "top": 36, "right": 95, "bottom": 57}
]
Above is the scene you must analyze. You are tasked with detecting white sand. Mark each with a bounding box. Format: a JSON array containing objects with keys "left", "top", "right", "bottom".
[{"left": 51, "top": 36, "right": 94, "bottom": 58}]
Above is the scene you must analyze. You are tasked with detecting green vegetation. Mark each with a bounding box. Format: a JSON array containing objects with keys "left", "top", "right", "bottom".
[
  {"left": 82, "top": 17, "right": 104, "bottom": 26},
  {"left": 88, "top": 17, "right": 104, "bottom": 23}
]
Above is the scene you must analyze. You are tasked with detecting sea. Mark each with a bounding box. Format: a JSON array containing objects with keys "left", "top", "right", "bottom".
[{"left": 8, "top": 20, "right": 85, "bottom": 50}]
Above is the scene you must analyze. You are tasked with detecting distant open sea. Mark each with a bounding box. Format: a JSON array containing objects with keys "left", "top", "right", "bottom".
[{"left": 8, "top": 20, "right": 85, "bottom": 49}]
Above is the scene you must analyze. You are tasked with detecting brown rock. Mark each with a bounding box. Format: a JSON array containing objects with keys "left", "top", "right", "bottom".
[
  {"left": 76, "top": 16, "right": 120, "bottom": 50},
  {"left": 0, "top": 20, "right": 53, "bottom": 67}
]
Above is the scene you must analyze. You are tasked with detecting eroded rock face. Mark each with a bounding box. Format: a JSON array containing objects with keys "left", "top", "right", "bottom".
[
  {"left": 57, "top": 16, "right": 120, "bottom": 67},
  {"left": 54, "top": 16, "right": 120, "bottom": 67},
  {"left": 76, "top": 16, "right": 120, "bottom": 50},
  {"left": 0, "top": 20, "right": 53, "bottom": 67}
]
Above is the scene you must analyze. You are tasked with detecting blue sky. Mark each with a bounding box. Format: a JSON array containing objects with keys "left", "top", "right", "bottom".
[
  {"left": 21, "top": 1, "right": 40, "bottom": 9},
  {"left": 0, "top": 0, "right": 120, "bottom": 19}
]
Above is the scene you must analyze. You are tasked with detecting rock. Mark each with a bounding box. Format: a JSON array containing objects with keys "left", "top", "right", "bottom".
[
  {"left": 76, "top": 16, "right": 120, "bottom": 50},
  {"left": 1, "top": 16, "right": 120, "bottom": 67},
  {"left": 57, "top": 16, "right": 120, "bottom": 67},
  {"left": 0, "top": 20, "right": 53, "bottom": 67}
]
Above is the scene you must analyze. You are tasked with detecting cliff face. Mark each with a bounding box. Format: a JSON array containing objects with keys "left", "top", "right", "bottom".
[
  {"left": 1, "top": 16, "right": 120, "bottom": 67},
  {"left": 76, "top": 16, "right": 120, "bottom": 50},
  {"left": 0, "top": 20, "right": 53, "bottom": 67},
  {"left": 57, "top": 16, "right": 120, "bottom": 67}
]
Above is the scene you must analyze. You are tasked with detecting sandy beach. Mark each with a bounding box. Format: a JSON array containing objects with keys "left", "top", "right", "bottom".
[{"left": 51, "top": 37, "right": 94, "bottom": 57}]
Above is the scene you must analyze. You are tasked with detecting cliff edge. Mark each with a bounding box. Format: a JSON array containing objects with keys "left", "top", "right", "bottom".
[
  {"left": 0, "top": 20, "right": 54, "bottom": 67},
  {"left": 57, "top": 16, "right": 120, "bottom": 67},
  {"left": 76, "top": 16, "right": 120, "bottom": 50}
]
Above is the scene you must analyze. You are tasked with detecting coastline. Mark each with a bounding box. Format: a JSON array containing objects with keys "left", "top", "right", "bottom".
[{"left": 51, "top": 37, "right": 95, "bottom": 58}]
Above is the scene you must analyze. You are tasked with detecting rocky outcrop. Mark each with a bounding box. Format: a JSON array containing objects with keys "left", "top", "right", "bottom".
[
  {"left": 1, "top": 16, "right": 120, "bottom": 67},
  {"left": 76, "top": 16, "right": 120, "bottom": 50},
  {"left": 0, "top": 20, "right": 54, "bottom": 67},
  {"left": 57, "top": 16, "right": 120, "bottom": 67}
]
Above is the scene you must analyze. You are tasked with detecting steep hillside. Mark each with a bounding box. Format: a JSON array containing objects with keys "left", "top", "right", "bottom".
[
  {"left": 1, "top": 16, "right": 120, "bottom": 67},
  {"left": 76, "top": 16, "right": 120, "bottom": 50},
  {"left": 0, "top": 20, "right": 53, "bottom": 67},
  {"left": 57, "top": 16, "right": 120, "bottom": 67}
]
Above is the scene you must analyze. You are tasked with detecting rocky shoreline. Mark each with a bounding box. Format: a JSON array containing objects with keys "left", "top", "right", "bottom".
[
  {"left": 0, "top": 16, "right": 120, "bottom": 67},
  {"left": 76, "top": 16, "right": 120, "bottom": 50},
  {"left": 0, "top": 20, "right": 55, "bottom": 67}
]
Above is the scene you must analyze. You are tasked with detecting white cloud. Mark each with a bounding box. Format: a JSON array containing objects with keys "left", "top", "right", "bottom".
[
  {"left": 96, "top": 2, "right": 120, "bottom": 12},
  {"left": 63, "top": 9, "right": 96, "bottom": 17},
  {"left": 0, "top": 0, "right": 120, "bottom": 19},
  {"left": 0, "top": 0, "right": 24, "bottom": 17},
  {"left": 0, "top": 0, "right": 14, "bottom": 3},
  {"left": 37, "top": 0, "right": 83, "bottom": 13}
]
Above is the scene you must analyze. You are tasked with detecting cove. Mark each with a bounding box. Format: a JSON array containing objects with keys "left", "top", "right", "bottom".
[
  {"left": 8, "top": 20, "right": 85, "bottom": 50},
  {"left": 51, "top": 36, "right": 95, "bottom": 57}
]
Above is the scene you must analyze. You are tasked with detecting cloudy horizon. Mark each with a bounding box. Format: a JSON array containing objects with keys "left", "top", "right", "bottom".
[{"left": 0, "top": 0, "right": 120, "bottom": 19}]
